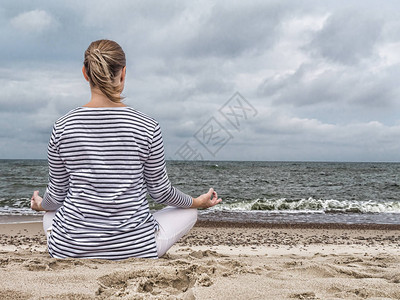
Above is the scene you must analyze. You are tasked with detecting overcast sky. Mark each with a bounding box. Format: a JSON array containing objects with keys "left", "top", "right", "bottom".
[{"left": 1, "top": 0, "right": 400, "bottom": 161}]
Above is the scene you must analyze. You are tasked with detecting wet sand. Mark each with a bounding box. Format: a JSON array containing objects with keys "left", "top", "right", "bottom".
[{"left": 0, "top": 221, "right": 399, "bottom": 299}]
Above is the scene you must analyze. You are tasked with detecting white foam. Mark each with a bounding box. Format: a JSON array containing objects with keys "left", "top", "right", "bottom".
[{"left": 208, "top": 197, "right": 400, "bottom": 214}]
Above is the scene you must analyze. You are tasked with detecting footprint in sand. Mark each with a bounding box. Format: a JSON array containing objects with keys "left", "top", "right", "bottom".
[{"left": 95, "top": 251, "right": 252, "bottom": 299}]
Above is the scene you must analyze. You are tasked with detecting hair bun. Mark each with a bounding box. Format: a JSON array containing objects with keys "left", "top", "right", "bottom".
[{"left": 84, "top": 40, "right": 126, "bottom": 103}]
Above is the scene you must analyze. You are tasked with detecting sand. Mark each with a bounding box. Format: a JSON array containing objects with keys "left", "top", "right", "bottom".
[{"left": 0, "top": 221, "right": 399, "bottom": 300}]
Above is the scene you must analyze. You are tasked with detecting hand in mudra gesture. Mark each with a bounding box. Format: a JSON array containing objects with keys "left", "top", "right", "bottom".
[
  {"left": 191, "top": 188, "right": 222, "bottom": 209},
  {"left": 31, "top": 190, "right": 45, "bottom": 211}
]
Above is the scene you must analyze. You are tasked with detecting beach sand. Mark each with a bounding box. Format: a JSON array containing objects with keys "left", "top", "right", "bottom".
[{"left": 0, "top": 221, "right": 399, "bottom": 300}]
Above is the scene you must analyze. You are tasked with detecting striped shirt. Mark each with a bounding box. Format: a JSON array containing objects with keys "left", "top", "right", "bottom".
[{"left": 41, "top": 107, "right": 192, "bottom": 260}]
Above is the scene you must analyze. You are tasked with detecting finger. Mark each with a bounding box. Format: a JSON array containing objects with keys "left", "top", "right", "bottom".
[
  {"left": 209, "top": 198, "right": 222, "bottom": 207},
  {"left": 213, "top": 198, "right": 222, "bottom": 204},
  {"left": 210, "top": 191, "right": 219, "bottom": 202},
  {"left": 212, "top": 191, "right": 218, "bottom": 200}
]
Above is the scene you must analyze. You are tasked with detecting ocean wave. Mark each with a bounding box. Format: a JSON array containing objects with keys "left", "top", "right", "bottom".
[
  {"left": 210, "top": 198, "right": 400, "bottom": 214},
  {"left": 0, "top": 207, "right": 42, "bottom": 216},
  {"left": 1, "top": 196, "right": 400, "bottom": 215},
  {"left": 0, "top": 197, "right": 30, "bottom": 209}
]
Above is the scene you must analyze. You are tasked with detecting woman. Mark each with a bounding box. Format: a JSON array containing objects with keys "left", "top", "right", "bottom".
[{"left": 30, "top": 39, "right": 221, "bottom": 260}]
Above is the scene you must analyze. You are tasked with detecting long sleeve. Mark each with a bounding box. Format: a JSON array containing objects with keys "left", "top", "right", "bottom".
[
  {"left": 144, "top": 124, "right": 193, "bottom": 207},
  {"left": 42, "top": 125, "right": 69, "bottom": 211}
]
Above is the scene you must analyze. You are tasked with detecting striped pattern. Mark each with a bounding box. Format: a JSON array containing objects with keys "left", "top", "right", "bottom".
[{"left": 42, "top": 107, "right": 192, "bottom": 260}]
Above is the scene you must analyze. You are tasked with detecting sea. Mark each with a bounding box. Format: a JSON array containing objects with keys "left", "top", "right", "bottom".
[{"left": 1, "top": 159, "right": 399, "bottom": 225}]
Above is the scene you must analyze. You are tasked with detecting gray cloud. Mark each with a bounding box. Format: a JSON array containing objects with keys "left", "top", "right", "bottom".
[
  {"left": 1, "top": 0, "right": 400, "bottom": 161},
  {"left": 258, "top": 61, "right": 400, "bottom": 126},
  {"left": 180, "top": 2, "right": 286, "bottom": 58},
  {"left": 307, "top": 10, "right": 383, "bottom": 65}
]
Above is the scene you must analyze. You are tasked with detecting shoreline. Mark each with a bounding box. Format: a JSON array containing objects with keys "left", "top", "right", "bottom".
[
  {"left": 2, "top": 214, "right": 400, "bottom": 230},
  {"left": 195, "top": 220, "right": 400, "bottom": 230},
  {"left": 0, "top": 214, "right": 43, "bottom": 224},
  {"left": 0, "top": 211, "right": 400, "bottom": 230}
]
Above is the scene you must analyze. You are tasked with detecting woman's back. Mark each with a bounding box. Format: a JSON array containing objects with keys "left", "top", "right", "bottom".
[{"left": 46, "top": 107, "right": 167, "bottom": 259}]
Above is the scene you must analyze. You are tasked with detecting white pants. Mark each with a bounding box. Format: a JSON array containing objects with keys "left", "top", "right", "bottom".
[{"left": 43, "top": 206, "right": 197, "bottom": 258}]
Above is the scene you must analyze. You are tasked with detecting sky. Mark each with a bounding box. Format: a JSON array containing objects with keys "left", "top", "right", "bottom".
[{"left": 1, "top": 0, "right": 400, "bottom": 162}]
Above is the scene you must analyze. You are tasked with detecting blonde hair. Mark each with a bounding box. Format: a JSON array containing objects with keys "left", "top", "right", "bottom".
[{"left": 84, "top": 40, "right": 126, "bottom": 103}]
